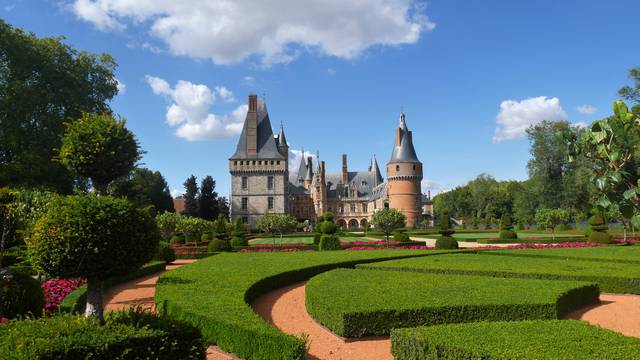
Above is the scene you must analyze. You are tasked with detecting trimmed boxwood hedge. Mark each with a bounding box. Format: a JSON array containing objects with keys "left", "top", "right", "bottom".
[
  {"left": 59, "top": 261, "right": 166, "bottom": 314},
  {"left": 391, "top": 320, "right": 640, "bottom": 360},
  {"left": 0, "top": 309, "right": 206, "bottom": 359},
  {"left": 359, "top": 252, "right": 640, "bottom": 294},
  {"left": 155, "top": 250, "right": 456, "bottom": 360},
  {"left": 305, "top": 268, "right": 598, "bottom": 337},
  {"left": 482, "top": 246, "right": 640, "bottom": 264}
]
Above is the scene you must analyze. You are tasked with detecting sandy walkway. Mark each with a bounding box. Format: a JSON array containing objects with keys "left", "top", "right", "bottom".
[
  {"left": 565, "top": 293, "right": 640, "bottom": 338},
  {"left": 252, "top": 282, "right": 392, "bottom": 360}
]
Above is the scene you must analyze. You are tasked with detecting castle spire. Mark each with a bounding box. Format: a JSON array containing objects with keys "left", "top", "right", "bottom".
[
  {"left": 370, "top": 155, "right": 383, "bottom": 186},
  {"left": 389, "top": 112, "right": 419, "bottom": 163}
]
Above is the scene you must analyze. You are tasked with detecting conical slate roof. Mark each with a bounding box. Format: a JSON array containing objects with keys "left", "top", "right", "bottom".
[
  {"left": 295, "top": 150, "right": 307, "bottom": 183},
  {"left": 389, "top": 112, "right": 420, "bottom": 163},
  {"left": 277, "top": 125, "right": 288, "bottom": 148},
  {"left": 304, "top": 157, "right": 314, "bottom": 181},
  {"left": 230, "top": 99, "right": 286, "bottom": 160},
  {"left": 369, "top": 155, "right": 384, "bottom": 185}
]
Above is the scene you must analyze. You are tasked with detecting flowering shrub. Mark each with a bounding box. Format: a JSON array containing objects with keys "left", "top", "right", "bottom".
[
  {"left": 612, "top": 238, "right": 640, "bottom": 244},
  {"left": 342, "top": 240, "right": 400, "bottom": 246},
  {"left": 248, "top": 243, "right": 307, "bottom": 248},
  {"left": 41, "top": 277, "right": 86, "bottom": 314},
  {"left": 346, "top": 245, "right": 433, "bottom": 251}
]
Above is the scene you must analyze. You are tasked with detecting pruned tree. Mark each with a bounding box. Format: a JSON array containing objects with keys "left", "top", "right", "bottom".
[{"left": 370, "top": 208, "right": 406, "bottom": 243}]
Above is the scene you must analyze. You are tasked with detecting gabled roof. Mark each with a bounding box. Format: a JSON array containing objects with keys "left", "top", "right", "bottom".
[
  {"left": 230, "top": 100, "right": 286, "bottom": 160},
  {"left": 389, "top": 112, "right": 420, "bottom": 164}
]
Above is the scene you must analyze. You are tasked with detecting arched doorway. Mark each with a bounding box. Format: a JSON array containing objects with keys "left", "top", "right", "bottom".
[
  {"left": 337, "top": 219, "right": 347, "bottom": 228},
  {"left": 348, "top": 219, "right": 359, "bottom": 229},
  {"left": 360, "top": 219, "right": 368, "bottom": 229}
]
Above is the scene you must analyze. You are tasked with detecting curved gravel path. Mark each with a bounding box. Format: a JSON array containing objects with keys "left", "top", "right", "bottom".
[{"left": 565, "top": 293, "right": 640, "bottom": 337}]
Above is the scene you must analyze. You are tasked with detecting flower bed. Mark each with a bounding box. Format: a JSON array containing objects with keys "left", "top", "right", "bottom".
[
  {"left": 41, "top": 277, "right": 86, "bottom": 314},
  {"left": 248, "top": 243, "right": 307, "bottom": 247},
  {"left": 346, "top": 245, "right": 433, "bottom": 251},
  {"left": 239, "top": 247, "right": 303, "bottom": 253}
]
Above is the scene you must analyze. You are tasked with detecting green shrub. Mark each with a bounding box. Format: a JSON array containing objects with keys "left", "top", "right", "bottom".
[
  {"left": 437, "top": 211, "right": 455, "bottom": 237},
  {"left": 499, "top": 229, "right": 517, "bottom": 241},
  {"left": 391, "top": 320, "right": 640, "bottom": 360},
  {"left": 517, "top": 222, "right": 525, "bottom": 230},
  {"left": 170, "top": 234, "right": 185, "bottom": 245},
  {"left": 208, "top": 239, "right": 230, "bottom": 252},
  {"left": 230, "top": 236, "right": 248, "bottom": 247},
  {"left": 485, "top": 247, "right": 640, "bottom": 264},
  {"left": 321, "top": 212, "right": 334, "bottom": 222},
  {"left": 313, "top": 233, "right": 322, "bottom": 245},
  {"left": 201, "top": 232, "right": 213, "bottom": 241},
  {"left": 321, "top": 221, "right": 338, "bottom": 235},
  {"left": 1, "top": 270, "right": 45, "bottom": 319},
  {"left": 589, "top": 214, "right": 611, "bottom": 243},
  {"left": 435, "top": 237, "right": 459, "bottom": 250},
  {"left": 471, "top": 218, "right": 479, "bottom": 230},
  {"left": 0, "top": 309, "right": 206, "bottom": 359},
  {"left": 306, "top": 268, "right": 598, "bottom": 337},
  {"left": 393, "top": 231, "right": 411, "bottom": 242},
  {"left": 156, "top": 242, "right": 176, "bottom": 263},
  {"left": 319, "top": 235, "right": 340, "bottom": 250}
]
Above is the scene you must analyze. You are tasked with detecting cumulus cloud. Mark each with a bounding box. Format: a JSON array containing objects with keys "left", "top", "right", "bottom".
[
  {"left": 115, "top": 78, "right": 126, "bottom": 94},
  {"left": 289, "top": 149, "right": 317, "bottom": 175},
  {"left": 69, "top": 0, "right": 435, "bottom": 66},
  {"left": 145, "top": 75, "right": 245, "bottom": 141},
  {"left": 493, "top": 96, "right": 567, "bottom": 143},
  {"left": 575, "top": 105, "right": 597, "bottom": 115},
  {"left": 215, "top": 86, "right": 236, "bottom": 103},
  {"left": 170, "top": 188, "right": 183, "bottom": 198},
  {"left": 421, "top": 178, "right": 453, "bottom": 196}
]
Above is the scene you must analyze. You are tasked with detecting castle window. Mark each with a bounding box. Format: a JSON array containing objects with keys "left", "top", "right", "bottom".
[
  {"left": 340, "top": 206, "right": 344, "bottom": 214},
  {"left": 316, "top": 187, "right": 320, "bottom": 193},
  {"left": 328, "top": 207, "right": 333, "bottom": 213},
  {"left": 363, "top": 204, "right": 368, "bottom": 213},
  {"left": 242, "top": 177, "right": 248, "bottom": 189},
  {"left": 277, "top": 161, "right": 281, "bottom": 165},
  {"left": 350, "top": 204, "right": 356, "bottom": 213},
  {"left": 384, "top": 202, "right": 389, "bottom": 209},
  {"left": 344, "top": 188, "right": 349, "bottom": 197},
  {"left": 268, "top": 197, "right": 274, "bottom": 210},
  {"left": 252, "top": 161, "right": 256, "bottom": 165},
  {"left": 413, "top": 165, "right": 416, "bottom": 170},
  {"left": 267, "top": 176, "right": 274, "bottom": 190},
  {"left": 241, "top": 197, "right": 248, "bottom": 210},
  {"left": 271, "top": 161, "right": 274, "bottom": 165},
  {"left": 242, "top": 216, "right": 248, "bottom": 224},
  {"left": 234, "top": 161, "right": 237, "bottom": 165},
  {"left": 396, "top": 165, "right": 400, "bottom": 171}
]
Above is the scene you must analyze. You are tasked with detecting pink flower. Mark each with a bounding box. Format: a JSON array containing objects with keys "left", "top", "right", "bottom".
[{"left": 41, "top": 277, "right": 86, "bottom": 314}]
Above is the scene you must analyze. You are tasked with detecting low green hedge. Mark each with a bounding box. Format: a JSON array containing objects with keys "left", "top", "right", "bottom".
[
  {"left": 305, "top": 268, "right": 598, "bottom": 337},
  {"left": 482, "top": 245, "right": 640, "bottom": 264},
  {"left": 359, "top": 252, "right": 640, "bottom": 294},
  {"left": 391, "top": 320, "right": 640, "bottom": 360},
  {"left": 476, "top": 236, "right": 587, "bottom": 244},
  {"left": 1, "top": 270, "right": 45, "bottom": 319},
  {"left": 59, "top": 261, "right": 166, "bottom": 314},
  {"left": 0, "top": 308, "right": 205, "bottom": 359},
  {"left": 155, "top": 250, "right": 454, "bottom": 360}
]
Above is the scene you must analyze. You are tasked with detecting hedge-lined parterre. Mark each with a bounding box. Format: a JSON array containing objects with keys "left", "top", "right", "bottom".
[
  {"left": 358, "top": 252, "right": 640, "bottom": 293},
  {"left": 154, "top": 250, "right": 457, "bottom": 360},
  {"left": 391, "top": 320, "right": 640, "bottom": 360},
  {"left": 483, "top": 245, "right": 640, "bottom": 264},
  {"left": 0, "top": 308, "right": 206, "bottom": 359},
  {"left": 305, "top": 269, "right": 598, "bottom": 337}
]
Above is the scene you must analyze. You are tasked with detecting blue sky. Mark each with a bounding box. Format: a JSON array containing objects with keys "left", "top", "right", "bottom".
[{"left": 3, "top": 0, "right": 639, "bottom": 197}]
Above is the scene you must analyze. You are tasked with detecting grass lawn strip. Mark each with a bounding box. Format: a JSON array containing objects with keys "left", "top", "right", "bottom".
[
  {"left": 305, "top": 269, "right": 598, "bottom": 337},
  {"left": 155, "top": 250, "right": 457, "bottom": 360},
  {"left": 482, "top": 245, "right": 640, "bottom": 264},
  {"left": 391, "top": 320, "right": 640, "bottom": 360},
  {"left": 248, "top": 236, "right": 378, "bottom": 245},
  {"left": 358, "top": 252, "right": 640, "bottom": 294}
]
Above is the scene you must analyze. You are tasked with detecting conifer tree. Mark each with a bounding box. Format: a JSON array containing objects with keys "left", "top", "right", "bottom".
[
  {"left": 182, "top": 175, "right": 199, "bottom": 217},
  {"left": 198, "top": 176, "right": 219, "bottom": 220}
]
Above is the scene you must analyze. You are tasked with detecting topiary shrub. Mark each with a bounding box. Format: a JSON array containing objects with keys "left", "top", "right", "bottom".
[
  {"left": 208, "top": 239, "right": 230, "bottom": 252},
  {"left": 170, "top": 234, "right": 185, "bottom": 245},
  {"left": 588, "top": 214, "right": 611, "bottom": 243},
  {"left": 1, "top": 270, "right": 45, "bottom": 319},
  {"left": 471, "top": 217, "right": 479, "bottom": 230},
  {"left": 230, "top": 236, "right": 248, "bottom": 247},
  {"left": 517, "top": 222, "right": 525, "bottom": 231},
  {"left": 393, "top": 231, "right": 411, "bottom": 242},
  {"left": 321, "top": 212, "right": 335, "bottom": 223},
  {"left": 499, "top": 214, "right": 517, "bottom": 240},
  {"left": 201, "top": 232, "right": 213, "bottom": 241},
  {"left": 155, "top": 241, "right": 176, "bottom": 264},
  {"left": 321, "top": 221, "right": 338, "bottom": 235},
  {"left": 435, "top": 237, "right": 459, "bottom": 250},
  {"left": 27, "top": 195, "right": 159, "bottom": 322},
  {"left": 319, "top": 235, "right": 340, "bottom": 251},
  {"left": 313, "top": 233, "right": 322, "bottom": 245}
]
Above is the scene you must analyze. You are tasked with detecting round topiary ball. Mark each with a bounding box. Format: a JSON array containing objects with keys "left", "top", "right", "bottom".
[
  {"left": 321, "top": 221, "right": 338, "bottom": 235},
  {"left": 208, "top": 239, "right": 230, "bottom": 252},
  {"left": 319, "top": 235, "right": 341, "bottom": 250},
  {"left": 156, "top": 241, "right": 176, "bottom": 263},
  {"left": 393, "top": 231, "right": 411, "bottom": 242},
  {"left": 499, "top": 229, "right": 518, "bottom": 240},
  {"left": 230, "top": 236, "right": 248, "bottom": 247},
  {"left": 435, "top": 237, "right": 459, "bottom": 250},
  {"left": 1, "top": 270, "right": 45, "bottom": 319}
]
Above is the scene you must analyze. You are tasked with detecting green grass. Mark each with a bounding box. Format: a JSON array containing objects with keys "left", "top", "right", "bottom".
[
  {"left": 450, "top": 232, "right": 583, "bottom": 240},
  {"left": 155, "top": 250, "right": 457, "bottom": 360},
  {"left": 359, "top": 252, "right": 640, "bottom": 293},
  {"left": 305, "top": 268, "right": 598, "bottom": 337},
  {"left": 391, "top": 320, "right": 640, "bottom": 360},
  {"left": 248, "top": 236, "right": 378, "bottom": 245},
  {"left": 485, "top": 245, "right": 640, "bottom": 264}
]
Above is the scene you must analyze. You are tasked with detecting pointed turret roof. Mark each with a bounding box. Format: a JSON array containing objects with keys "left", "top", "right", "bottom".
[
  {"left": 369, "top": 155, "right": 384, "bottom": 185},
  {"left": 230, "top": 97, "right": 285, "bottom": 160},
  {"left": 305, "top": 157, "right": 314, "bottom": 181},
  {"left": 295, "top": 150, "right": 307, "bottom": 183},
  {"left": 389, "top": 112, "right": 420, "bottom": 163},
  {"left": 277, "top": 124, "right": 288, "bottom": 148}
]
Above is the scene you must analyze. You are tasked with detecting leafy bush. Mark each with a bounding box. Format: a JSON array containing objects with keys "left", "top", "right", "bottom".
[
  {"left": 393, "top": 231, "right": 411, "bottom": 242},
  {"left": 498, "top": 214, "right": 518, "bottom": 240},
  {"left": 156, "top": 241, "right": 176, "bottom": 263},
  {"left": 230, "top": 236, "right": 248, "bottom": 247},
  {"left": 208, "top": 239, "right": 230, "bottom": 252},
  {"left": 306, "top": 268, "right": 598, "bottom": 337},
  {"left": 201, "top": 232, "right": 213, "bottom": 241},
  {"left": 391, "top": 320, "right": 640, "bottom": 360},
  {"left": 1, "top": 270, "right": 45, "bottom": 319},
  {"left": 517, "top": 222, "right": 525, "bottom": 230},
  {"left": 499, "top": 229, "right": 517, "bottom": 240},
  {"left": 437, "top": 211, "right": 455, "bottom": 237},
  {"left": 313, "top": 233, "right": 322, "bottom": 245},
  {"left": 170, "top": 234, "right": 185, "bottom": 245},
  {"left": 0, "top": 308, "right": 206, "bottom": 359},
  {"left": 589, "top": 214, "right": 611, "bottom": 243},
  {"left": 435, "top": 237, "right": 458, "bottom": 250},
  {"left": 321, "top": 212, "right": 335, "bottom": 222},
  {"left": 320, "top": 221, "right": 338, "bottom": 235},
  {"left": 319, "top": 235, "right": 340, "bottom": 250}
]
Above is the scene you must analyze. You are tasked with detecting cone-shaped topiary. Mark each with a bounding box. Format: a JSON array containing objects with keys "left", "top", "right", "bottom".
[
  {"left": 499, "top": 213, "right": 518, "bottom": 240},
  {"left": 588, "top": 214, "right": 611, "bottom": 243},
  {"left": 436, "top": 211, "right": 458, "bottom": 249},
  {"left": 471, "top": 217, "right": 479, "bottom": 230}
]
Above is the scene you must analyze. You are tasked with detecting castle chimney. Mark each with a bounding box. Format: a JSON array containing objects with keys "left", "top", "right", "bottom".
[
  {"left": 342, "top": 154, "right": 348, "bottom": 184},
  {"left": 428, "top": 190, "right": 431, "bottom": 200},
  {"left": 247, "top": 94, "right": 258, "bottom": 155}
]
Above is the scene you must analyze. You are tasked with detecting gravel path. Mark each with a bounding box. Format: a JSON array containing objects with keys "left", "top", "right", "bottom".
[{"left": 565, "top": 293, "right": 640, "bottom": 337}]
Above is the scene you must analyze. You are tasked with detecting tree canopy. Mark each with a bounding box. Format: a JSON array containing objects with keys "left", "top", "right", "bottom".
[{"left": 109, "top": 168, "right": 174, "bottom": 214}]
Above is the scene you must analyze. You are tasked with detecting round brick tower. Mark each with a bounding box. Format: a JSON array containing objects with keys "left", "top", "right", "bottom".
[{"left": 386, "top": 112, "right": 423, "bottom": 227}]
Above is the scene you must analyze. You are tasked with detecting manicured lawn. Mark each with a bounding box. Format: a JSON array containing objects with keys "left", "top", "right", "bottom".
[
  {"left": 450, "top": 232, "right": 582, "bottom": 240},
  {"left": 248, "top": 236, "right": 377, "bottom": 245},
  {"left": 155, "top": 250, "right": 455, "bottom": 360},
  {"left": 391, "top": 320, "right": 640, "bottom": 360},
  {"left": 486, "top": 245, "right": 640, "bottom": 264},
  {"left": 359, "top": 252, "right": 640, "bottom": 293},
  {"left": 305, "top": 268, "right": 597, "bottom": 337}
]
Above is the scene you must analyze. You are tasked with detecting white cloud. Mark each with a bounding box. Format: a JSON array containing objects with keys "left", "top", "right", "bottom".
[
  {"left": 289, "top": 149, "right": 317, "bottom": 174},
  {"left": 69, "top": 0, "right": 435, "bottom": 66},
  {"left": 421, "top": 178, "right": 453, "bottom": 196},
  {"left": 145, "top": 75, "right": 246, "bottom": 141},
  {"left": 327, "top": 68, "right": 337, "bottom": 76},
  {"left": 573, "top": 121, "right": 588, "bottom": 129},
  {"left": 215, "top": 86, "right": 236, "bottom": 103},
  {"left": 115, "top": 78, "right": 126, "bottom": 94},
  {"left": 493, "top": 96, "right": 567, "bottom": 143},
  {"left": 170, "top": 188, "right": 183, "bottom": 198},
  {"left": 575, "top": 105, "right": 597, "bottom": 115}
]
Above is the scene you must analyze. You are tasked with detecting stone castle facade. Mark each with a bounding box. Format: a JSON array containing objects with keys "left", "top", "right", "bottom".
[{"left": 229, "top": 94, "right": 433, "bottom": 228}]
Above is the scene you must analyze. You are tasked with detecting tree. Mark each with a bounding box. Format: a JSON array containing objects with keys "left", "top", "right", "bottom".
[
  {"left": 58, "top": 113, "right": 141, "bottom": 195},
  {"left": 198, "top": 176, "right": 218, "bottom": 220},
  {"left": 256, "top": 214, "right": 298, "bottom": 246},
  {"left": 156, "top": 211, "right": 182, "bottom": 239},
  {"left": 109, "top": 168, "right": 174, "bottom": 214},
  {"left": 499, "top": 213, "right": 517, "bottom": 240},
  {"left": 182, "top": 175, "right": 199, "bottom": 217},
  {"left": 370, "top": 209, "right": 406, "bottom": 243},
  {"left": 0, "top": 21, "right": 119, "bottom": 193},
  {"left": 619, "top": 67, "right": 640, "bottom": 104},
  {"left": 0, "top": 188, "right": 18, "bottom": 319},
  {"left": 28, "top": 195, "right": 159, "bottom": 323},
  {"left": 175, "top": 217, "right": 211, "bottom": 246},
  {"left": 534, "top": 208, "right": 569, "bottom": 240},
  {"left": 217, "top": 196, "right": 230, "bottom": 220}
]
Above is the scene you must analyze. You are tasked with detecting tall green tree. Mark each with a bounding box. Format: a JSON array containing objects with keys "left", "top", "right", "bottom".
[
  {"left": 618, "top": 67, "right": 640, "bottom": 105},
  {"left": 217, "top": 196, "right": 230, "bottom": 220},
  {"left": 0, "top": 20, "right": 118, "bottom": 193},
  {"left": 109, "top": 168, "right": 174, "bottom": 214},
  {"left": 58, "top": 113, "right": 141, "bottom": 195},
  {"left": 198, "top": 176, "right": 219, "bottom": 220},
  {"left": 182, "top": 175, "right": 199, "bottom": 217},
  {"left": 370, "top": 208, "right": 406, "bottom": 243}
]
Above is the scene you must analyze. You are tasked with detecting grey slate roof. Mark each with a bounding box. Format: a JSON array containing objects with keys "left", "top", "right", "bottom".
[
  {"left": 368, "top": 155, "right": 384, "bottom": 186},
  {"left": 230, "top": 100, "right": 286, "bottom": 160},
  {"left": 304, "top": 157, "right": 314, "bottom": 181},
  {"left": 293, "top": 153, "right": 307, "bottom": 184},
  {"left": 389, "top": 112, "right": 420, "bottom": 164},
  {"left": 324, "top": 171, "right": 380, "bottom": 200}
]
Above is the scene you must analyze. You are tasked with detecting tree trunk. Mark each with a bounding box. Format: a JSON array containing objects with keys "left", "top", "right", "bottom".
[{"left": 85, "top": 279, "right": 105, "bottom": 324}]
